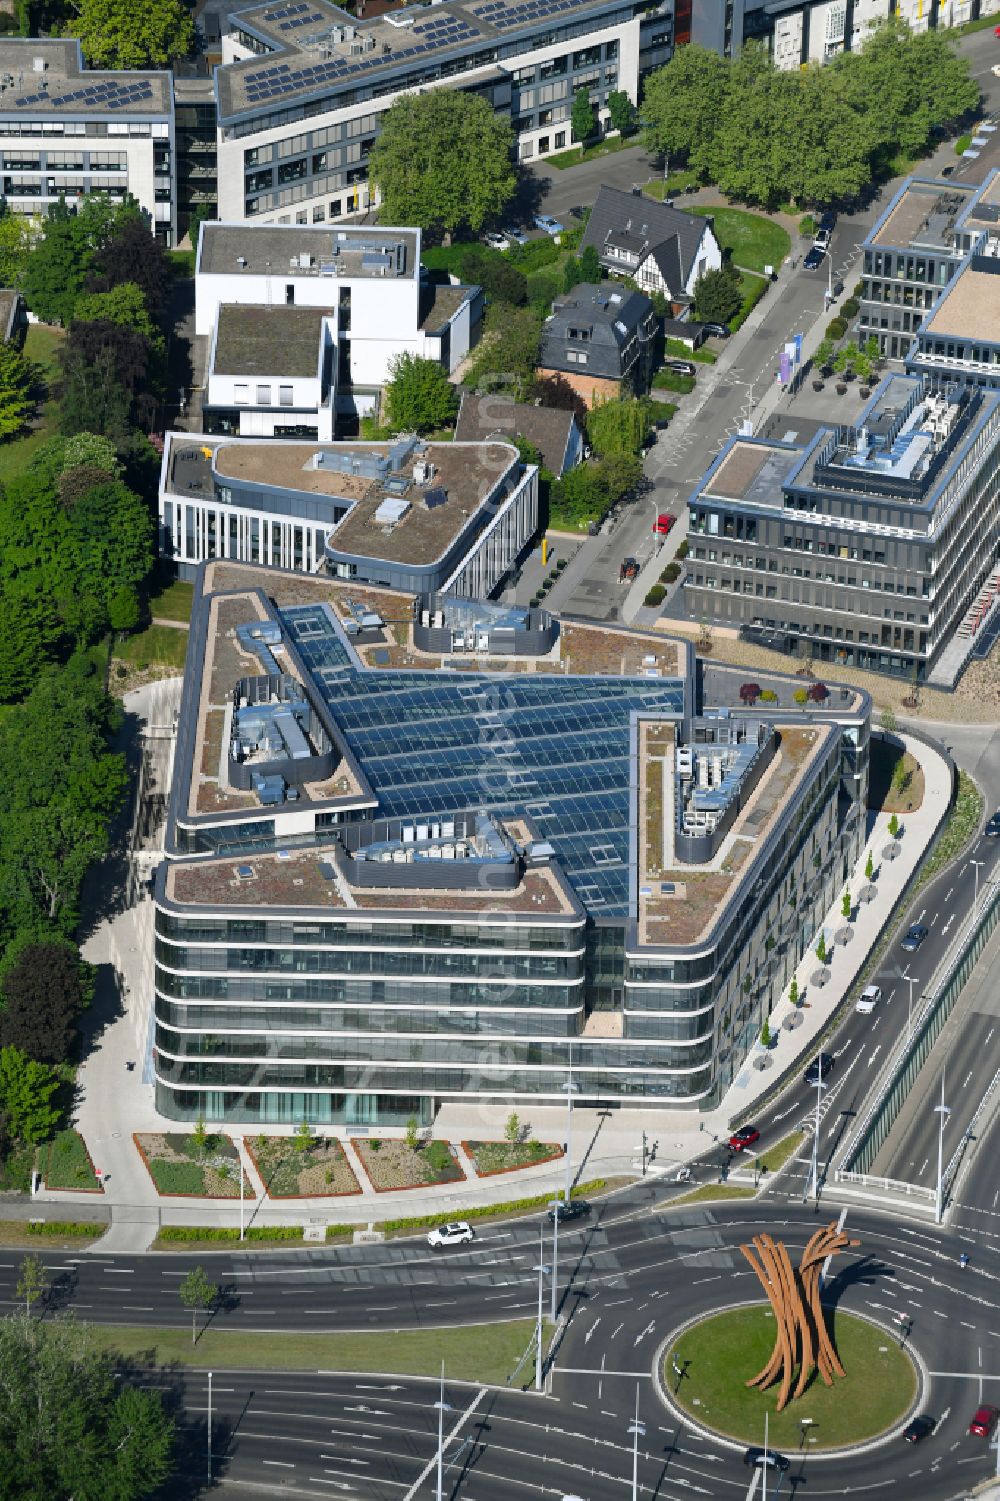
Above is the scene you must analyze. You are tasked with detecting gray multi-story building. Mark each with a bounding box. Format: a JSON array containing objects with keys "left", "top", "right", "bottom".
[
  {"left": 684, "top": 372, "right": 1000, "bottom": 682},
  {"left": 150, "top": 560, "right": 868, "bottom": 1127}
]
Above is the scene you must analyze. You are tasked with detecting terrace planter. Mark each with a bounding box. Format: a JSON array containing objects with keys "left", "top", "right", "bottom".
[
  {"left": 812, "top": 380, "right": 825, "bottom": 392},
  {"left": 836, "top": 383, "right": 848, "bottom": 395}
]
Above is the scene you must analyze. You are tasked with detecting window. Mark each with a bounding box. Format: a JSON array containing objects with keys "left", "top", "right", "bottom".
[
  {"left": 605, "top": 39, "right": 619, "bottom": 60},
  {"left": 256, "top": 384, "right": 271, "bottom": 404},
  {"left": 554, "top": 131, "right": 566, "bottom": 148},
  {"left": 279, "top": 385, "right": 294, "bottom": 407},
  {"left": 285, "top": 283, "right": 295, "bottom": 305},
  {"left": 234, "top": 384, "right": 249, "bottom": 405},
  {"left": 540, "top": 55, "right": 566, "bottom": 78},
  {"left": 312, "top": 205, "right": 325, "bottom": 222},
  {"left": 278, "top": 157, "right": 307, "bottom": 184},
  {"left": 573, "top": 45, "right": 600, "bottom": 67}
]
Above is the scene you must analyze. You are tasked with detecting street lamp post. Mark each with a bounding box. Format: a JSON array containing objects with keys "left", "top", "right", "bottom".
[
  {"left": 549, "top": 1198, "right": 559, "bottom": 1322},
  {"left": 934, "top": 1071, "right": 951, "bottom": 1224},
  {"left": 971, "top": 859, "right": 984, "bottom": 918},
  {"left": 238, "top": 1136, "right": 245, "bottom": 1242},
  {"left": 809, "top": 1051, "right": 825, "bottom": 1202},
  {"left": 207, "top": 1370, "right": 213, "bottom": 1486},
  {"left": 533, "top": 1221, "right": 550, "bottom": 1392},
  {"left": 628, "top": 1384, "right": 646, "bottom": 1501},
  {"left": 434, "top": 1361, "right": 453, "bottom": 1501},
  {"left": 906, "top": 974, "right": 916, "bottom": 1043},
  {"left": 562, "top": 1076, "right": 577, "bottom": 1206}
]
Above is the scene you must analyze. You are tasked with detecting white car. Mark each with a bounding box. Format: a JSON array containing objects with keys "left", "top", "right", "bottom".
[
  {"left": 813, "top": 228, "right": 831, "bottom": 251},
  {"left": 482, "top": 231, "right": 510, "bottom": 252},
  {"left": 502, "top": 225, "right": 530, "bottom": 245},
  {"left": 426, "top": 1221, "right": 475, "bottom": 1249},
  {"left": 855, "top": 984, "right": 881, "bottom": 1015}
]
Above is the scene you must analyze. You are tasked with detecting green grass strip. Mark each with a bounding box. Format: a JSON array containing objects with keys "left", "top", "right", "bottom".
[{"left": 382, "top": 1177, "right": 606, "bottom": 1233}]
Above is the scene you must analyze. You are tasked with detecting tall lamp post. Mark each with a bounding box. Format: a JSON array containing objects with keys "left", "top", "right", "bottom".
[
  {"left": 561, "top": 1075, "right": 578, "bottom": 1207},
  {"left": 971, "top": 858, "right": 984, "bottom": 919},
  {"left": 934, "top": 1072, "right": 951, "bottom": 1224},
  {"left": 906, "top": 974, "right": 917, "bottom": 1044},
  {"left": 207, "top": 1370, "right": 213, "bottom": 1487},
  {"left": 434, "top": 1362, "right": 453, "bottom": 1501},
  {"left": 628, "top": 1384, "right": 646, "bottom": 1501},
  {"left": 809, "top": 1050, "right": 825, "bottom": 1202},
  {"left": 548, "top": 1198, "right": 560, "bottom": 1322},
  {"left": 533, "top": 1221, "right": 550, "bottom": 1393}
]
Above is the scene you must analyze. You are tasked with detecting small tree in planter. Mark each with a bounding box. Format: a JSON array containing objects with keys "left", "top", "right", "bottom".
[
  {"left": 816, "top": 933, "right": 828, "bottom": 965},
  {"left": 865, "top": 851, "right": 875, "bottom": 882},
  {"left": 505, "top": 1111, "right": 521, "bottom": 1146},
  {"left": 405, "top": 1115, "right": 420, "bottom": 1153},
  {"left": 879, "top": 707, "right": 897, "bottom": 734},
  {"left": 293, "top": 1120, "right": 315, "bottom": 1154},
  {"left": 808, "top": 681, "right": 828, "bottom": 703},
  {"left": 760, "top": 1019, "right": 771, "bottom": 1048},
  {"left": 740, "top": 682, "right": 762, "bottom": 706},
  {"left": 788, "top": 975, "right": 800, "bottom": 1008},
  {"left": 813, "top": 337, "right": 835, "bottom": 377},
  {"left": 793, "top": 687, "right": 809, "bottom": 706},
  {"left": 888, "top": 813, "right": 900, "bottom": 838},
  {"left": 841, "top": 888, "right": 852, "bottom": 920}
]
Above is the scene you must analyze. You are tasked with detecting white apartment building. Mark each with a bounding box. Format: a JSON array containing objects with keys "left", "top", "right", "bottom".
[
  {"left": 196, "top": 220, "right": 481, "bottom": 433},
  {"left": 213, "top": 0, "right": 675, "bottom": 226},
  {"left": 0, "top": 39, "right": 175, "bottom": 243},
  {"left": 767, "top": 0, "right": 995, "bottom": 70}
]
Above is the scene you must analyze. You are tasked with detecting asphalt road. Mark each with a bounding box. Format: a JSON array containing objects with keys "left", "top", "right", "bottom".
[{"left": 32, "top": 1197, "right": 999, "bottom": 1499}]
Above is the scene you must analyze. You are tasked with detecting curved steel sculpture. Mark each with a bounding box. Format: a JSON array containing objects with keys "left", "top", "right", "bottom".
[{"left": 739, "top": 1223, "right": 860, "bottom": 1410}]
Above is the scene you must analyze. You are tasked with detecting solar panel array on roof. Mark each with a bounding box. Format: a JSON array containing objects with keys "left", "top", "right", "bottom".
[
  {"left": 476, "top": 0, "right": 583, "bottom": 26},
  {"left": 15, "top": 77, "right": 157, "bottom": 109},
  {"left": 278, "top": 10, "right": 323, "bottom": 28},
  {"left": 280, "top": 603, "right": 685, "bottom": 916}
]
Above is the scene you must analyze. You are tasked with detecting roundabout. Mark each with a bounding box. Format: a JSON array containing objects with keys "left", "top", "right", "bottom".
[{"left": 661, "top": 1304, "right": 919, "bottom": 1451}]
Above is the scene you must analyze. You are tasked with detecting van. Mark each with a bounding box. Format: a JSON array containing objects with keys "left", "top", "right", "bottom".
[{"left": 855, "top": 984, "right": 881, "bottom": 1015}]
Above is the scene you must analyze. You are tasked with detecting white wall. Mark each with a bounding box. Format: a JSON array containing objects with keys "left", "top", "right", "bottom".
[
  {"left": 195, "top": 263, "right": 420, "bottom": 337},
  {"left": 682, "top": 224, "right": 723, "bottom": 297}
]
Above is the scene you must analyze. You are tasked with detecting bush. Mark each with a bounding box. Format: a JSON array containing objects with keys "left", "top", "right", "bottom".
[
  {"left": 381, "top": 1178, "right": 608, "bottom": 1233},
  {"left": 826, "top": 317, "right": 847, "bottom": 340},
  {"left": 841, "top": 297, "right": 859, "bottom": 319},
  {"left": 653, "top": 370, "right": 695, "bottom": 395},
  {"left": 793, "top": 687, "right": 809, "bottom": 705},
  {"left": 157, "top": 1224, "right": 314, "bottom": 1243},
  {"left": 644, "top": 584, "right": 666, "bottom": 607},
  {"left": 955, "top": 133, "right": 972, "bottom": 156},
  {"left": 507, "top": 236, "right": 561, "bottom": 272},
  {"left": 24, "top": 1220, "right": 98, "bottom": 1237},
  {"left": 759, "top": 688, "right": 778, "bottom": 702},
  {"left": 675, "top": 539, "right": 689, "bottom": 560},
  {"left": 423, "top": 1140, "right": 455, "bottom": 1175},
  {"left": 660, "top": 562, "right": 681, "bottom": 584},
  {"left": 147, "top": 1160, "right": 205, "bottom": 1195}
]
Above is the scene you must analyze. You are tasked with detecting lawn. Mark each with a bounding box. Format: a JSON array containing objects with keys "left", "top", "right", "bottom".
[
  {"left": 670, "top": 1185, "right": 757, "bottom": 1207},
  {"left": 653, "top": 369, "right": 696, "bottom": 395},
  {"left": 0, "top": 1144, "right": 35, "bottom": 1193},
  {"left": 247, "top": 1134, "right": 361, "bottom": 1197},
  {"left": 465, "top": 1139, "right": 562, "bottom": 1176},
  {"left": 643, "top": 171, "right": 702, "bottom": 199},
  {"left": 664, "top": 336, "right": 716, "bottom": 365},
  {"left": 868, "top": 737, "right": 925, "bottom": 815},
  {"left": 546, "top": 133, "right": 636, "bottom": 169},
  {"left": 147, "top": 575, "right": 194, "bottom": 624},
  {"left": 667, "top": 1306, "right": 916, "bottom": 1449},
  {"left": 136, "top": 1132, "right": 255, "bottom": 1199},
  {"left": 687, "top": 206, "right": 791, "bottom": 275},
  {"left": 114, "top": 624, "right": 190, "bottom": 671},
  {"left": 755, "top": 1129, "right": 805, "bottom": 1177},
  {"left": 44, "top": 1130, "right": 102, "bottom": 1192},
  {"left": 0, "top": 1220, "right": 101, "bottom": 1248},
  {"left": 88, "top": 1317, "right": 548, "bottom": 1385},
  {"left": 355, "top": 1137, "right": 465, "bottom": 1191},
  {"left": 0, "top": 323, "right": 66, "bottom": 484}
]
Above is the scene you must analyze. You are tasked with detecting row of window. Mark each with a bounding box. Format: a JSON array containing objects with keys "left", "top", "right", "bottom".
[
  {"left": 864, "top": 251, "right": 954, "bottom": 285},
  {"left": 232, "top": 383, "right": 298, "bottom": 407}
]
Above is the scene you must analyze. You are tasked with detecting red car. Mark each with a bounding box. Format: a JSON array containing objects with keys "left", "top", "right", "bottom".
[
  {"left": 654, "top": 512, "right": 676, "bottom": 536},
  {"left": 969, "top": 1406, "right": 998, "bottom": 1438},
  {"left": 729, "top": 1125, "right": 760, "bottom": 1152}
]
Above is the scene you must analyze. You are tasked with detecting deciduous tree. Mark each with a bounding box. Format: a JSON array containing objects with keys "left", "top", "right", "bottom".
[
  {"left": 640, "top": 45, "right": 731, "bottom": 179},
  {"left": 571, "top": 85, "right": 596, "bottom": 148},
  {"left": 586, "top": 396, "right": 651, "bottom": 457},
  {"left": 178, "top": 1265, "right": 217, "bottom": 1344},
  {"left": 0, "top": 340, "right": 35, "bottom": 441},
  {"left": 383, "top": 353, "right": 458, "bottom": 434},
  {"left": 69, "top": 0, "right": 194, "bottom": 70},
  {"left": 0, "top": 940, "right": 87, "bottom": 1065},
  {"left": 693, "top": 265, "right": 741, "bottom": 325},
  {"left": 0, "top": 1046, "right": 61, "bottom": 1144},
  {"left": 607, "top": 89, "right": 635, "bottom": 137}
]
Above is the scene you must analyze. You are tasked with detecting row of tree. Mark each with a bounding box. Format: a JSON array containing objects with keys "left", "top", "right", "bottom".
[{"left": 641, "top": 23, "right": 978, "bottom": 209}]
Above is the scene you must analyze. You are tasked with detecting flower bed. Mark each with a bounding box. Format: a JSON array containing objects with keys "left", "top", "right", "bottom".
[
  {"left": 354, "top": 1137, "right": 465, "bottom": 1192},
  {"left": 464, "top": 1140, "right": 563, "bottom": 1177},
  {"left": 44, "top": 1129, "right": 103, "bottom": 1193},
  {"left": 246, "top": 1135, "right": 362, "bottom": 1198},
  {"left": 135, "top": 1132, "right": 255, "bottom": 1199}
]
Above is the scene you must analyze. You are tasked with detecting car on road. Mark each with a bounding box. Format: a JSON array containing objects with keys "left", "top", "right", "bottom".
[
  {"left": 501, "top": 225, "right": 530, "bottom": 245},
  {"left": 654, "top": 512, "right": 676, "bottom": 536},
  {"left": 855, "top": 983, "right": 882, "bottom": 1015},
  {"left": 969, "top": 1406, "right": 999, "bottom": 1438},
  {"left": 993, "top": 63, "right": 1000, "bottom": 78},
  {"left": 426, "top": 1221, "right": 475, "bottom": 1250},
  {"left": 813, "top": 228, "right": 832, "bottom": 251},
  {"left": 548, "top": 1199, "right": 590, "bottom": 1223},
  {"left": 803, "top": 245, "right": 826, "bottom": 271},
  {"left": 804, "top": 1052, "right": 836, "bottom": 1085},
  {"left": 729, "top": 1125, "right": 760, "bottom": 1153},
  {"left": 534, "top": 214, "right": 564, "bottom": 235},
  {"left": 663, "top": 358, "right": 696, "bottom": 375},
  {"left": 900, "top": 923, "right": 928, "bottom": 953},
  {"left": 985, "top": 811, "right": 1000, "bottom": 837},
  {"left": 903, "top": 1415, "right": 935, "bottom": 1443},
  {"left": 482, "top": 231, "right": 510, "bottom": 251},
  {"left": 700, "top": 321, "right": 730, "bottom": 339},
  {"left": 743, "top": 1447, "right": 790, "bottom": 1471},
  {"left": 818, "top": 211, "right": 836, "bottom": 233}
]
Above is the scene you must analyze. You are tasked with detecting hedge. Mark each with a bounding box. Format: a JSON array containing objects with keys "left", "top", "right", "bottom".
[
  {"left": 155, "top": 1224, "right": 351, "bottom": 1244},
  {"left": 381, "top": 1178, "right": 607, "bottom": 1234},
  {"left": 826, "top": 317, "right": 847, "bottom": 340},
  {"left": 644, "top": 584, "right": 666, "bottom": 607},
  {"left": 841, "top": 297, "right": 859, "bottom": 319},
  {"left": 24, "top": 1220, "right": 99, "bottom": 1237},
  {"left": 660, "top": 562, "right": 681, "bottom": 584}
]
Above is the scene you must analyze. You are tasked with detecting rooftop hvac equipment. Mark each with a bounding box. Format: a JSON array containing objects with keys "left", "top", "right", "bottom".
[
  {"left": 676, "top": 747, "right": 694, "bottom": 779},
  {"left": 413, "top": 458, "right": 434, "bottom": 485},
  {"left": 289, "top": 255, "right": 299, "bottom": 269},
  {"left": 32, "top": 55, "right": 46, "bottom": 72},
  {"left": 374, "top": 496, "right": 409, "bottom": 527},
  {"left": 388, "top": 434, "right": 418, "bottom": 471}
]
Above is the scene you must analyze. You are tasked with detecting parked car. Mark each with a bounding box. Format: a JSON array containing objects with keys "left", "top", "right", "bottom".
[
  {"left": 813, "top": 228, "right": 832, "bottom": 251},
  {"left": 984, "top": 811, "right": 1000, "bottom": 837},
  {"left": 855, "top": 983, "right": 882, "bottom": 1015},
  {"left": 803, "top": 245, "right": 826, "bottom": 271},
  {"left": 994, "top": 62, "right": 1000, "bottom": 77},
  {"left": 804, "top": 1052, "right": 836, "bottom": 1086},
  {"left": 482, "top": 231, "right": 510, "bottom": 251},
  {"left": 818, "top": 211, "right": 836, "bottom": 233},
  {"left": 426, "top": 1221, "right": 475, "bottom": 1250},
  {"left": 700, "top": 321, "right": 731, "bottom": 339},
  {"left": 969, "top": 1406, "right": 999, "bottom": 1438},
  {"left": 743, "top": 1448, "right": 790, "bottom": 1472},
  {"left": 534, "top": 214, "right": 564, "bottom": 235},
  {"left": 502, "top": 224, "right": 530, "bottom": 245},
  {"left": 548, "top": 1199, "right": 590, "bottom": 1223},
  {"left": 729, "top": 1125, "right": 760, "bottom": 1153},
  {"left": 903, "top": 1415, "right": 935, "bottom": 1443},
  {"left": 653, "top": 512, "right": 676, "bottom": 536},
  {"left": 663, "top": 358, "right": 696, "bottom": 376},
  {"left": 901, "top": 923, "right": 928, "bottom": 953}
]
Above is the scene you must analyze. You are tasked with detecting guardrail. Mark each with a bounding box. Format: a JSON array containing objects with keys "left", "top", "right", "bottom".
[
  {"left": 833, "top": 1170, "right": 935, "bottom": 1202},
  {"left": 835, "top": 878, "right": 1000, "bottom": 1186},
  {"left": 941, "top": 1066, "right": 1000, "bottom": 1200}
]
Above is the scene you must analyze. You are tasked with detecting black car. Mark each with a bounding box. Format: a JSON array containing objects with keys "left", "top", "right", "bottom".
[
  {"left": 548, "top": 1199, "right": 590, "bottom": 1223},
  {"left": 663, "top": 358, "right": 696, "bottom": 375},
  {"left": 903, "top": 1415, "right": 935, "bottom": 1444},
  {"left": 901, "top": 922, "right": 928, "bottom": 953},
  {"left": 803, "top": 245, "right": 826, "bottom": 270},
  {"left": 818, "top": 210, "right": 836, "bottom": 232},
  {"left": 700, "top": 321, "right": 731, "bottom": 339},
  {"left": 743, "top": 1447, "right": 790, "bottom": 1471},
  {"left": 804, "top": 1051, "right": 836, "bottom": 1086},
  {"left": 985, "top": 812, "right": 1000, "bottom": 837}
]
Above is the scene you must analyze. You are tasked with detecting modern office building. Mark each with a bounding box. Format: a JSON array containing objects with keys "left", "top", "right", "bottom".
[
  {"left": 684, "top": 372, "right": 1000, "bottom": 682},
  {"left": 538, "top": 282, "right": 657, "bottom": 406},
  {"left": 151, "top": 560, "right": 869, "bottom": 1125},
  {"left": 158, "top": 431, "right": 538, "bottom": 592},
  {"left": 213, "top": 0, "right": 675, "bottom": 225},
  {"left": 905, "top": 252, "right": 1000, "bottom": 390},
  {"left": 0, "top": 38, "right": 175, "bottom": 244}
]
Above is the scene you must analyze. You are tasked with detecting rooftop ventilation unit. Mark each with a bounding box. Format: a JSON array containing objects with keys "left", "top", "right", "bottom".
[{"left": 32, "top": 55, "right": 46, "bottom": 73}]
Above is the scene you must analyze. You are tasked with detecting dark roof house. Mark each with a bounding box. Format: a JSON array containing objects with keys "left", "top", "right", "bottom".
[
  {"left": 454, "top": 394, "right": 583, "bottom": 475},
  {"left": 537, "top": 284, "right": 657, "bottom": 407},
  {"left": 580, "top": 186, "right": 723, "bottom": 306}
]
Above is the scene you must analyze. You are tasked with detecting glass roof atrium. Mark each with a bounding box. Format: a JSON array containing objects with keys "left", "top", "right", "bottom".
[{"left": 280, "top": 603, "right": 685, "bottom": 917}]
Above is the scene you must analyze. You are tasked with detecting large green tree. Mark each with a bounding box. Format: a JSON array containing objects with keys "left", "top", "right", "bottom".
[
  {"left": 21, "top": 196, "right": 143, "bottom": 326},
  {"left": 586, "top": 396, "right": 652, "bottom": 457},
  {"left": 0, "top": 341, "right": 35, "bottom": 441},
  {"left": 0, "top": 939, "right": 88, "bottom": 1065},
  {"left": 0, "top": 1315, "right": 173, "bottom": 1499},
  {"left": 69, "top": 0, "right": 194, "bottom": 70},
  {"left": 0, "top": 214, "right": 35, "bottom": 289},
  {"left": 369, "top": 89, "right": 516, "bottom": 241},
  {"left": 640, "top": 44, "right": 731, "bottom": 180},
  {"left": 0, "top": 1046, "right": 60, "bottom": 1144},
  {"left": 693, "top": 264, "right": 742, "bottom": 324},
  {"left": 383, "top": 353, "right": 458, "bottom": 434},
  {"left": 571, "top": 85, "right": 596, "bottom": 148}
]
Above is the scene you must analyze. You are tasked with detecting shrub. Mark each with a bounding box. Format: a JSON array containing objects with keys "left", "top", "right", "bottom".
[
  {"left": 25, "top": 1220, "right": 98, "bottom": 1237},
  {"left": 644, "top": 584, "right": 666, "bottom": 607},
  {"left": 808, "top": 681, "right": 828, "bottom": 702},
  {"left": 653, "top": 370, "right": 695, "bottom": 395},
  {"left": 660, "top": 561, "right": 681, "bottom": 584},
  {"left": 739, "top": 681, "right": 761, "bottom": 706},
  {"left": 793, "top": 687, "right": 809, "bottom": 705},
  {"left": 841, "top": 297, "right": 859, "bottom": 319},
  {"left": 368, "top": 1138, "right": 382, "bottom": 1152},
  {"left": 675, "top": 539, "right": 689, "bottom": 560},
  {"left": 826, "top": 317, "right": 847, "bottom": 340},
  {"left": 955, "top": 133, "right": 972, "bottom": 156},
  {"left": 157, "top": 1224, "right": 316, "bottom": 1244},
  {"left": 423, "top": 1140, "right": 456, "bottom": 1175},
  {"left": 759, "top": 688, "right": 777, "bottom": 702},
  {"left": 381, "top": 1178, "right": 608, "bottom": 1232}
]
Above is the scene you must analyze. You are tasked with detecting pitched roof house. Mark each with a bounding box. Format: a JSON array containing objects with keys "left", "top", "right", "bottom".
[
  {"left": 537, "top": 283, "right": 657, "bottom": 408},
  {"left": 454, "top": 394, "right": 583, "bottom": 475},
  {"left": 580, "top": 186, "right": 723, "bottom": 307}
]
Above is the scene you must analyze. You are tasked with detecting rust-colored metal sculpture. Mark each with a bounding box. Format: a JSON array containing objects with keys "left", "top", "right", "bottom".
[{"left": 739, "top": 1223, "right": 860, "bottom": 1410}]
